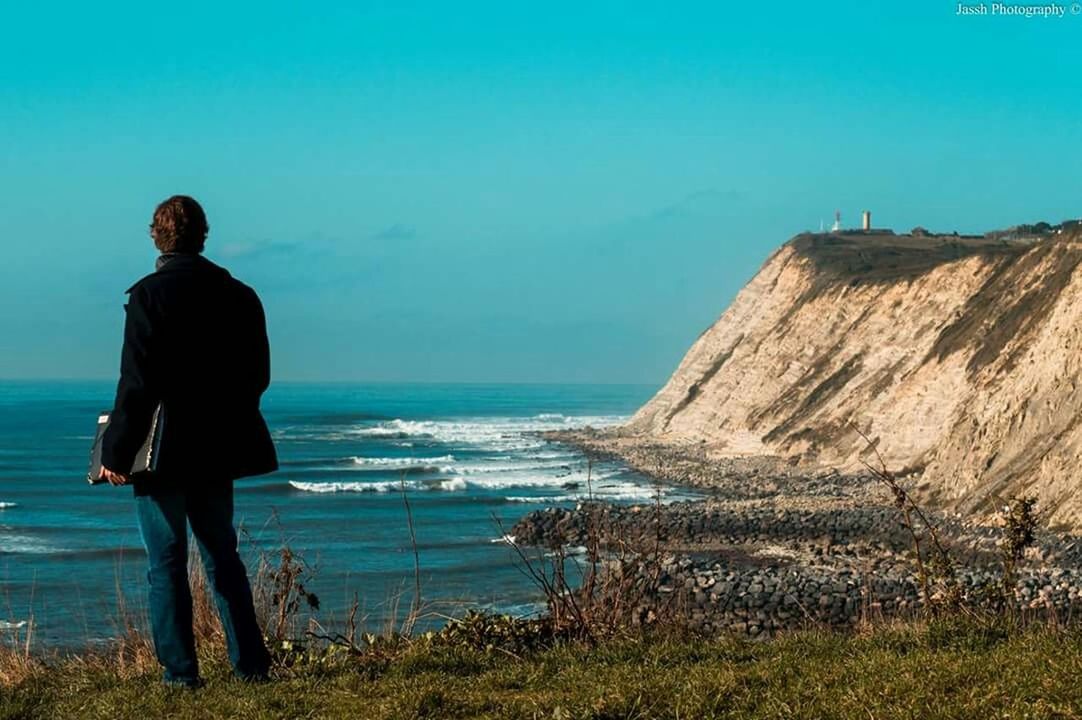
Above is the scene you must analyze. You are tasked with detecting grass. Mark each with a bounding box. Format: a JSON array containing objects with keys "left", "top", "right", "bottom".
[{"left": 4, "top": 618, "right": 1082, "bottom": 719}]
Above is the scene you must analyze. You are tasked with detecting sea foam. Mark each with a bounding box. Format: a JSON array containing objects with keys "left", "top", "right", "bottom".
[
  {"left": 290, "top": 478, "right": 468, "bottom": 494},
  {"left": 348, "top": 415, "right": 627, "bottom": 451},
  {"left": 280, "top": 411, "right": 660, "bottom": 501},
  {"left": 351, "top": 454, "right": 455, "bottom": 467},
  {"left": 0, "top": 534, "right": 66, "bottom": 554},
  {"left": 290, "top": 480, "right": 410, "bottom": 493}
]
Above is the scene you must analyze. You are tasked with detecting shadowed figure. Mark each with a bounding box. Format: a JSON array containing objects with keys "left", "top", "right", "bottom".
[{"left": 100, "top": 195, "right": 278, "bottom": 687}]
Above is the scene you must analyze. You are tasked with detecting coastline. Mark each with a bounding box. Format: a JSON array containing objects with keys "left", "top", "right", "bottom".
[{"left": 514, "top": 428, "right": 1082, "bottom": 636}]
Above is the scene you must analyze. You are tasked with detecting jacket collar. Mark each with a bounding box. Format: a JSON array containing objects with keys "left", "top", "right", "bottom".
[
  {"left": 155, "top": 251, "right": 187, "bottom": 271},
  {"left": 154, "top": 253, "right": 229, "bottom": 278},
  {"left": 125, "top": 253, "right": 233, "bottom": 294}
]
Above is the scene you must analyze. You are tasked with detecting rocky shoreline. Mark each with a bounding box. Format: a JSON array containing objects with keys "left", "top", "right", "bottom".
[{"left": 510, "top": 430, "right": 1082, "bottom": 636}]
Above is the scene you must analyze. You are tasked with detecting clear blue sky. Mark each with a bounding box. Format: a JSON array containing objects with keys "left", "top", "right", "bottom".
[{"left": 2, "top": 1, "right": 1080, "bottom": 384}]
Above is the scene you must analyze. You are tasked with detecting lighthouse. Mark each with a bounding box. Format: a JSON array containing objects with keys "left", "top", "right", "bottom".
[{"left": 862, "top": 210, "right": 872, "bottom": 231}]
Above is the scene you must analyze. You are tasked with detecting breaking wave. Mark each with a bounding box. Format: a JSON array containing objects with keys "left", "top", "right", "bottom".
[
  {"left": 0, "top": 534, "right": 68, "bottom": 555},
  {"left": 351, "top": 454, "right": 455, "bottom": 467},
  {"left": 290, "top": 477, "right": 469, "bottom": 494},
  {"left": 347, "top": 415, "right": 626, "bottom": 451},
  {"left": 277, "top": 410, "right": 686, "bottom": 505}
]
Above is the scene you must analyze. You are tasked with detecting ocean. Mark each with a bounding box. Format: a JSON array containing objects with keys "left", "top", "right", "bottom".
[{"left": 0, "top": 380, "right": 693, "bottom": 648}]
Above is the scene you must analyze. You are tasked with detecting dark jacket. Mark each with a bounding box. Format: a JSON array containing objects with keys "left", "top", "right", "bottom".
[{"left": 101, "top": 253, "right": 278, "bottom": 490}]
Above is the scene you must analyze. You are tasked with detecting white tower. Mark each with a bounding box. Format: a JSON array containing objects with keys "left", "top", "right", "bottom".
[{"left": 831, "top": 210, "right": 842, "bottom": 232}]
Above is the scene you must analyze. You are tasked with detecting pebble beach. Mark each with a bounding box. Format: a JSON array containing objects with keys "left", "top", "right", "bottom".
[{"left": 511, "top": 429, "right": 1082, "bottom": 635}]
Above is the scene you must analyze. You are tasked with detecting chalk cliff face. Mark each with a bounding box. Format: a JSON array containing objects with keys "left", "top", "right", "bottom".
[{"left": 628, "top": 229, "right": 1082, "bottom": 526}]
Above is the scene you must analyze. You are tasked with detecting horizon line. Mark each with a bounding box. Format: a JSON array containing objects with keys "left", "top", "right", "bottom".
[{"left": 0, "top": 376, "right": 663, "bottom": 388}]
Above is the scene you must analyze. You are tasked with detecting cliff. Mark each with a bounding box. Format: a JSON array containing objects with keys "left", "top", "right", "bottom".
[{"left": 628, "top": 227, "right": 1082, "bottom": 527}]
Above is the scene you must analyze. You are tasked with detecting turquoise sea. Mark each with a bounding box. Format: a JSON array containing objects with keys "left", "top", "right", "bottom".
[{"left": 0, "top": 381, "right": 693, "bottom": 647}]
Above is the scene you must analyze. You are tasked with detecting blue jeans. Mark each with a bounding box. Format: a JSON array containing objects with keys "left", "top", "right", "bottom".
[{"left": 135, "top": 482, "right": 270, "bottom": 684}]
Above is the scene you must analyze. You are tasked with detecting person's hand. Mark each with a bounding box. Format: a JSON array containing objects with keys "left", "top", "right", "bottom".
[{"left": 99, "top": 466, "right": 130, "bottom": 486}]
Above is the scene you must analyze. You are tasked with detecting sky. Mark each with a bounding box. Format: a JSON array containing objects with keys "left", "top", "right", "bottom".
[{"left": 1, "top": 1, "right": 1080, "bottom": 384}]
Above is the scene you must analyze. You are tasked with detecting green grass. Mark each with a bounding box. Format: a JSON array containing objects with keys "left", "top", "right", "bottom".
[{"left": 4, "top": 619, "right": 1082, "bottom": 719}]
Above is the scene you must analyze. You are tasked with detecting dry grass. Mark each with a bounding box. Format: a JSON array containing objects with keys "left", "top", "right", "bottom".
[
  {"left": 0, "top": 520, "right": 331, "bottom": 687},
  {"left": 493, "top": 470, "right": 688, "bottom": 644},
  {"left": 7, "top": 618, "right": 1082, "bottom": 720},
  {"left": 0, "top": 620, "right": 38, "bottom": 686}
]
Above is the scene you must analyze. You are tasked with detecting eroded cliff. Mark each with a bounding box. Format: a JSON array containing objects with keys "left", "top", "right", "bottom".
[{"left": 628, "top": 228, "right": 1082, "bottom": 526}]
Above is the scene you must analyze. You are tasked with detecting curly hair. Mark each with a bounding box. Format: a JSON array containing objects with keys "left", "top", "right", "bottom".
[{"left": 150, "top": 195, "right": 209, "bottom": 253}]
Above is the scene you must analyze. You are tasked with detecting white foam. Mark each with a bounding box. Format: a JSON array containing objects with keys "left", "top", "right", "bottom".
[
  {"left": 289, "top": 457, "right": 457, "bottom": 474},
  {"left": 450, "top": 458, "right": 577, "bottom": 475},
  {"left": 0, "top": 620, "right": 28, "bottom": 631},
  {"left": 460, "top": 468, "right": 621, "bottom": 490},
  {"left": 350, "top": 415, "right": 627, "bottom": 452},
  {"left": 437, "top": 478, "right": 467, "bottom": 491},
  {"left": 506, "top": 495, "right": 577, "bottom": 503},
  {"left": 543, "top": 545, "right": 588, "bottom": 558},
  {"left": 291, "top": 461, "right": 652, "bottom": 497},
  {"left": 291, "top": 480, "right": 409, "bottom": 493},
  {"left": 351, "top": 455, "right": 455, "bottom": 467},
  {"left": 353, "top": 421, "right": 425, "bottom": 438},
  {"left": 290, "top": 478, "right": 466, "bottom": 494},
  {"left": 281, "top": 412, "right": 667, "bottom": 501},
  {"left": 0, "top": 502, "right": 17, "bottom": 509},
  {"left": 0, "top": 534, "right": 65, "bottom": 554},
  {"left": 504, "top": 480, "right": 677, "bottom": 505}
]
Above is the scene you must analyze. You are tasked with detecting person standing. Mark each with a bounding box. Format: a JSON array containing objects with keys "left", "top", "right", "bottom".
[{"left": 100, "top": 195, "right": 277, "bottom": 687}]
